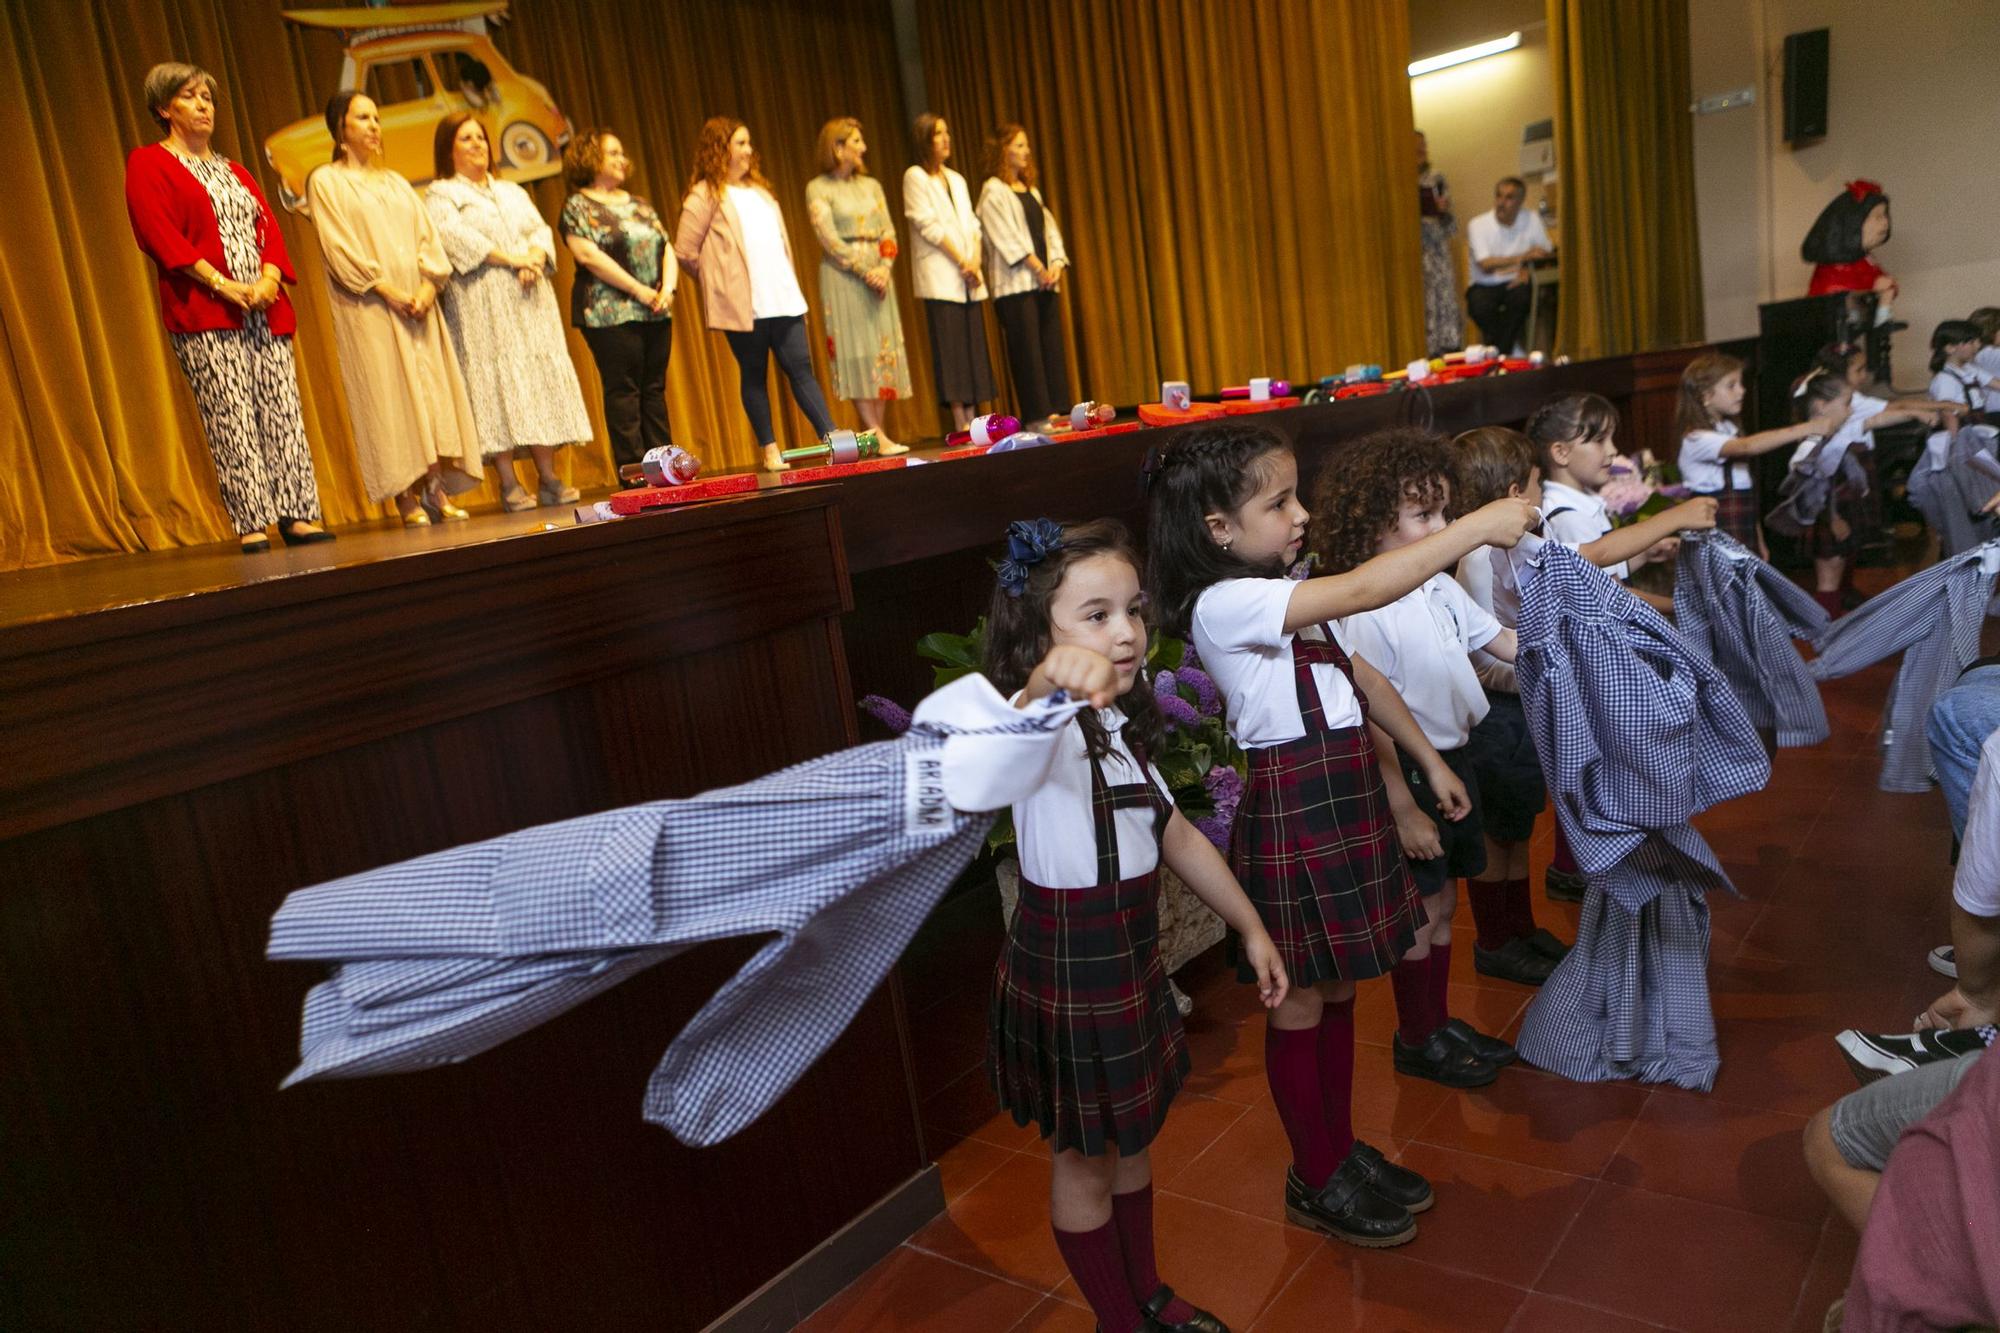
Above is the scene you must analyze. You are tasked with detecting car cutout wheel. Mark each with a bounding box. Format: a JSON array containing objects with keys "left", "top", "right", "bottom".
[{"left": 501, "top": 122, "right": 554, "bottom": 169}]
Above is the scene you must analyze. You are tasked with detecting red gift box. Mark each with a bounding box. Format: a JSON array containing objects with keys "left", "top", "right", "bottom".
[
  {"left": 778, "top": 457, "right": 909, "bottom": 486},
  {"left": 607, "top": 473, "right": 760, "bottom": 514},
  {"left": 1058, "top": 421, "right": 1145, "bottom": 443},
  {"left": 939, "top": 443, "right": 993, "bottom": 460},
  {"left": 1220, "top": 395, "right": 1301, "bottom": 415},
  {"left": 1138, "top": 402, "right": 1226, "bottom": 428}
]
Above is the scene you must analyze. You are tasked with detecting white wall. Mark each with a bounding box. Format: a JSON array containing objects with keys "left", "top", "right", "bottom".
[
  {"left": 1690, "top": 0, "right": 2000, "bottom": 378},
  {"left": 1408, "top": 0, "right": 1555, "bottom": 236}
]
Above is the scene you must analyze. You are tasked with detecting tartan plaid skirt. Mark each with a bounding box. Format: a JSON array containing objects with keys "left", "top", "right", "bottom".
[
  {"left": 1800, "top": 490, "right": 1861, "bottom": 559},
  {"left": 1705, "top": 487, "right": 1763, "bottom": 549},
  {"left": 1230, "top": 723, "right": 1422, "bottom": 989},
  {"left": 988, "top": 872, "right": 1189, "bottom": 1156}
]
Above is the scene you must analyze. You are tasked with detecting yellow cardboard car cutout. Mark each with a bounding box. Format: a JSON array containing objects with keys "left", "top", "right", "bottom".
[{"left": 265, "top": 2, "right": 570, "bottom": 212}]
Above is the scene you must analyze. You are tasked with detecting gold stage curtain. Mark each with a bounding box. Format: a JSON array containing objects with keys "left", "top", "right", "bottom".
[
  {"left": 0, "top": 0, "right": 944, "bottom": 569},
  {"left": 918, "top": 0, "right": 1424, "bottom": 413},
  {"left": 1548, "top": 0, "right": 1704, "bottom": 360}
]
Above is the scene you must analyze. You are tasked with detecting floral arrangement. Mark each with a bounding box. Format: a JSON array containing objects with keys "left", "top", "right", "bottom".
[
  {"left": 1599, "top": 452, "right": 1690, "bottom": 524},
  {"left": 859, "top": 621, "right": 1249, "bottom": 854}
]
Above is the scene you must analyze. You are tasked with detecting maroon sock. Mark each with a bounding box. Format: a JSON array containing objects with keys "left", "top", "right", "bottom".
[
  {"left": 1315, "top": 995, "right": 1357, "bottom": 1162},
  {"left": 1265, "top": 1023, "right": 1338, "bottom": 1188},
  {"left": 1390, "top": 955, "right": 1436, "bottom": 1045},
  {"left": 1053, "top": 1219, "right": 1144, "bottom": 1333},
  {"left": 1504, "top": 876, "right": 1540, "bottom": 938},
  {"left": 1551, "top": 823, "right": 1578, "bottom": 876},
  {"left": 1466, "top": 878, "right": 1511, "bottom": 950},
  {"left": 1814, "top": 589, "right": 1845, "bottom": 618},
  {"left": 1110, "top": 1186, "right": 1196, "bottom": 1322},
  {"left": 1427, "top": 942, "right": 1454, "bottom": 1028}
]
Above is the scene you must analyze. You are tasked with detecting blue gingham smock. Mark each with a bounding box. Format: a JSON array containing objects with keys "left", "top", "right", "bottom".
[
  {"left": 1808, "top": 540, "right": 2000, "bottom": 793},
  {"left": 1507, "top": 537, "right": 1769, "bottom": 1090},
  {"left": 1674, "top": 531, "right": 1831, "bottom": 748},
  {"left": 269, "top": 674, "right": 1086, "bottom": 1146}
]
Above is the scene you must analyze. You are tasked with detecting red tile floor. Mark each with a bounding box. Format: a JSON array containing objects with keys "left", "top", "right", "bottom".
[{"left": 805, "top": 625, "right": 1957, "bottom": 1331}]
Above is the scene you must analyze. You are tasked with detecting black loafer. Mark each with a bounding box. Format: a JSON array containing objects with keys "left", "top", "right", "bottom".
[
  {"left": 1544, "top": 867, "right": 1588, "bottom": 902},
  {"left": 1139, "top": 1284, "right": 1228, "bottom": 1332},
  {"left": 1441, "top": 1018, "right": 1518, "bottom": 1067},
  {"left": 1474, "top": 936, "right": 1555, "bottom": 986},
  {"left": 277, "top": 519, "right": 336, "bottom": 547},
  {"left": 1342, "top": 1140, "right": 1434, "bottom": 1213},
  {"left": 1393, "top": 1029, "right": 1500, "bottom": 1088},
  {"left": 1522, "top": 928, "right": 1570, "bottom": 962},
  {"left": 1283, "top": 1163, "right": 1417, "bottom": 1248}
]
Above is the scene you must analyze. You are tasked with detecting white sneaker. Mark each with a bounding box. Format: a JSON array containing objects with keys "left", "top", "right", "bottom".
[{"left": 1834, "top": 1027, "right": 1985, "bottom": 1085}]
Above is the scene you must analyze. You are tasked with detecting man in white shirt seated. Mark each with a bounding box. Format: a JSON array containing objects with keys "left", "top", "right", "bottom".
[{"left": 1464, "top": 177, "right": 1554, "bottom": 356}]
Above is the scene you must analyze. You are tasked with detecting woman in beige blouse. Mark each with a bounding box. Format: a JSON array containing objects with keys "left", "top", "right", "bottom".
[{"left": 307, "top": 91, "right": 482, "bottom": 525}]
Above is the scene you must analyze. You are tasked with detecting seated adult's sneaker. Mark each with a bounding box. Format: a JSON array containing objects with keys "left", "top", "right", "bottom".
[{"left": 1835, "top": 1027, "right": 1987, "bottom": 1085}]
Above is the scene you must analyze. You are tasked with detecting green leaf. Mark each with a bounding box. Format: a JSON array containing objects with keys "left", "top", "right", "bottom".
[
  {"left": 984, "top": 808, "right": 1016, "bottom": 853},
  {"left": 915, "top": 631, "right": 980, "bottom": 669},
  {"left": 1152, "top": 637, "right": 1184, "bottom": 672}
]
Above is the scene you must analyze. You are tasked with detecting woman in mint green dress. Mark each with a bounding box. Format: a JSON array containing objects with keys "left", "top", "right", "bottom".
[{"left": 805, "top": 118, "right": 912, "bottom": 450}]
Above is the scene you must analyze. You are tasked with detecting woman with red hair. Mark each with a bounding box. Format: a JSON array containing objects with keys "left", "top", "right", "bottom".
[{"left": 674, "top": 117, "right": 835, "bottom": 472}]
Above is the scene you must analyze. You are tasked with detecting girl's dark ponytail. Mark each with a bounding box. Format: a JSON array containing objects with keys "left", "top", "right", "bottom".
[{"left": 1143, "top": 423, "right": 1291, "bottom": 637}]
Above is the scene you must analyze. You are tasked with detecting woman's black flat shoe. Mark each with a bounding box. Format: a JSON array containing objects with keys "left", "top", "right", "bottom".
[
  {"left": 277, "top": 520, "right": 336, "bottom": 547},
  {"left": 240, "top": 536, "right": 271, "bottom": 554}
]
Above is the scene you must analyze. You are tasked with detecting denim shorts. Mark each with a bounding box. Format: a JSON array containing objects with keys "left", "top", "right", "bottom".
[{"left": 1829, "top": 1049, "right": 1981, "bottom": 1171}]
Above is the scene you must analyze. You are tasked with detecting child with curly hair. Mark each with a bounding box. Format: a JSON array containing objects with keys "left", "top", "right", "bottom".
[{"left": 1307, "top": 429, "right": 1527, "bottom": 1083}]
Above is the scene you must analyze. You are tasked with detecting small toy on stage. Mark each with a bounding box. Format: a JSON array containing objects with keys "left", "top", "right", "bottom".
[{"left": 780, "top": 428, "right": 908, "bottom": 466}]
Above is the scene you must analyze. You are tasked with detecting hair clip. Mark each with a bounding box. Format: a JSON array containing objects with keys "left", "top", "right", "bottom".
[
  {"left": 994, "top": 517, "right": 1065, "bottom": 597},
  {"left": 1845, "top": 178, "right": 1883, "bottom": 202},
  {"left": 1792, "top": 366, "right": 1825, "bottom": 397}
]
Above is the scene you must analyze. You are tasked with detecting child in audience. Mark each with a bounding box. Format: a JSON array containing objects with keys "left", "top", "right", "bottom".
[
  {"left": 1676, "top": 354, "right": 1846, "bottom": 554},
  {"left": 982, "top": 516, "right": 1287, "bottom": 1333},
  {"left": 1308, "top": 430, "right": 1537, "bottom": 1085},
  {"left": 1145, "top": 422, "right": 1535, "bottom": 1247},
  {"left": 1969, "top": 308, "right": 2000, "bottom": 381},
  {"left": 1490, "top": 407, "right": 1719, "bottom": 901}
]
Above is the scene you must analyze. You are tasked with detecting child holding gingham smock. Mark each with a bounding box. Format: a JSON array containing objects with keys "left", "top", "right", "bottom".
[{"left": 982, "top": 517, "right": 1286, "bottom": 1333}]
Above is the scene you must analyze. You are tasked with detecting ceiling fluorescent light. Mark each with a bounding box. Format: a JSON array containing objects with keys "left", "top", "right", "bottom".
[{"left": 1409, "top": 31, "right": 1521, "bottom": 78}]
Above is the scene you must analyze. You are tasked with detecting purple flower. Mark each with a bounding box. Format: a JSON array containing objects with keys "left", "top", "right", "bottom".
[
  {"left": 1203, "top": 765, "right": 1245, "bottom": 826},
  {"left": 858, "top": 695, "right": 911, "bottom": 734},
  {"left": 1177, "top": 665, "right": 1220, "bottom": 716},
  {"left": 1157, "top": 691, "right": 1202, "bottom": 730},
  {"left": 1193, "top": 813, "right": 1232, "bottom": 851},
  {"left": 1153, "top": 668, "right": 1179, "bottom": 703}
]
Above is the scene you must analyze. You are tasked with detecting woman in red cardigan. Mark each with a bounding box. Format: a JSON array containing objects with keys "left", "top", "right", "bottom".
[{"left": 124, "top": 62, "right": 330, "bottom": 552}]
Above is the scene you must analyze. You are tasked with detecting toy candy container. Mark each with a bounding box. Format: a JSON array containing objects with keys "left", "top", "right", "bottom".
[
  {"left": 1066, "top": 401, "right": 1116, "bottom": 432},
  {"left": 1161, "top": 380, "right": 1192, "bottom": 411},
  {"left": 1221, "top": 378, "right": 1291, "bottom": 401},
  {"left": 781, "top": 428, "right": 895, "bottom": 465},
  {"left": 946, "top": 413, "right": 1021, "bottom": 448},
  {"left": 640, "top": 443, "right": 702, "bottom": 488}
]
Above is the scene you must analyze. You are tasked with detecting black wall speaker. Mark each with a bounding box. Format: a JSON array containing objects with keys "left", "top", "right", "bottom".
[{"left": 1784, "top": 29, "right": 1830, "bottom": 142}]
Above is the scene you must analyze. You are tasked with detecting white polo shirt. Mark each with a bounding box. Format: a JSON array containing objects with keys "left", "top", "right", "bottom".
[
  {"left": 1539, "top": 479, "right": 1628, "bottom": 580},
  {"left": 1457, "top": 548, "right": 1519, "bottom": 693},
  {"left": 1192, "top": 578, "right": 1365, "bottom": 748},
  {"left": 1794, "top": 391, "right": 1887, "bottom": 474},
  {"left": 1007, "top": 707, "right": 1170, "bottom": 891},
  {"left": 1335, "top": 574, "right": 1502, "bottom": 752},
  {"left": 1466, "top": 208, "right": 1552, "bottom": 287},
  {"left": 1680, "top": 422, "right": 1753, "bottom": 494}
]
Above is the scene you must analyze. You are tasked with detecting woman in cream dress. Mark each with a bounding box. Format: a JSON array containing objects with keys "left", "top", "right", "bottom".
[{"left": 307, "top": 91, "right": 482, "bottom": 524}]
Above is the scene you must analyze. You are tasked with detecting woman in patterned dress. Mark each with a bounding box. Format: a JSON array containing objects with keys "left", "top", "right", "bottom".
[
  {"left": 124, "top": 62, "right": 330, "bottom": 552},
  {"left": 558, "top": 128, "right": 676, "bottom": 474},
  {"left": 425, "top": 114, "right": 592, "bottom": 510},
  {"left": 1416, "top": 130, "right": 1462, "bottom": 358},
  {"left": 806, "top": 118, "right": 911, "bottom": 450}
]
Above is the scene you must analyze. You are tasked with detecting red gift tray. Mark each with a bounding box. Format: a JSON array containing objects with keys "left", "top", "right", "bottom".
[
  {"left": 1054, "top": 421, "right": 1144, "bottom": 443},
  {"left": 939, "top": 443, "right": 992, "bottom": 460},
  {"left": 1333, "top": 382, "right": 1394, "bottom": 400},
  {"left": 607, "top": 473, "right": 760, "bottom": 514},
  {"left": 778, "top": 456, "right": 910, "bottom": 486},
  {"left": 1500, "top": 358, "right": 1538, "bottom": 373},
  {"left": 1138, "top": 402, "right": 1227, "bottom": 428},
  {"left": 1220, "top": 395, "right": 1302, "bottom": 415}
]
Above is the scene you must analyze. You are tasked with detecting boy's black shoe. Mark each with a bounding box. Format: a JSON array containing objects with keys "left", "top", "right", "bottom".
[
  {"left": 1283, "top": 1162, "right": 1417, "bottom": 1249},
  {"left": 1474, "top": 936, "right": 1555, "bottom": 985},
  {"left": 1545, "top": 867, "right": 1589, "bottom": 902},
  {"left": 1441, "top": 1018, "right": 1518, "bottom": 1067},
  {"left": 1393, "top": 1029, "right": 1500, "bottom": 1088},
  {"left": 1340, "top": 1140, "right": 1434, "bottom": 1213},
  {"left": 1138, "top": 1285, "right": 1228, "bottom": 1332}
]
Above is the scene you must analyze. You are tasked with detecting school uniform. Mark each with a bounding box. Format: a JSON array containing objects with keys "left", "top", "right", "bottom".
[
  {"left": 1335, "top": 575, "right": 1500, "bottom": 892},
  {"left": 1193, "top": 578, "right": 1421, "bottom": 989},
  {"left": 1539, "top": 479, "right": 1629, "bottom": 579},
  {"left": 987, "top": 707, "right": 1190, "bottom": 1156},
  {"left": 1679, "top": 422, "right": 1762, "bottom": 546},
  {"left": 1913, "top": 369, "right": 2000, "bottom": 556},
  {"left": 1455, "top": 550, "right": 1549, "bottom": 845},
  {"left": 1788, "top": 392, "right": 1884, "bottom": 560}
]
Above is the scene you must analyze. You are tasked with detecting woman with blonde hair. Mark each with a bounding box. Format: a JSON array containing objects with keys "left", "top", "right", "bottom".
[
  {"left": 903, "top": 112, "right": 992, "bottom": 431},
  {"left": 806, "top": 117, "right": 910, "bottom": 451},
  {"left": 977, "top": 123, "right": 1070, "bottom": 430},
  {"left": 674, "top": 117, "right": 835, "bottom": 471}
]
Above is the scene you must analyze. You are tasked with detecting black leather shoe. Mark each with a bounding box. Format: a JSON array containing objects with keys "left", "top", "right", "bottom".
[
  {"left": 1283, "top": 1162, "right": 1416, "bottom": 1248},
  {"left": 1440, "top": 1018, "right": 1517, "bottom": 1067},
  {"left": 1139, "top": 1284, "right": 1228, "bottom": 1332},
  {"left": 1474, "top": 936, "right": 1556, "bottom": 986},
  {"left": 1393, "top": 1029, "right": 1500, "bottom": 1088},
  {"left": 1522, "top": 928, "right": 1569, "bottom": 962},
  {"left": 1342, "top": 1140, "right": 1434, "bottom": 1213},
  {"left": 277, "top": 519, "right": 336, "bottom": 547},
  {"left": 1545, "top": 867, "right": 1588, "bottom": 902}
]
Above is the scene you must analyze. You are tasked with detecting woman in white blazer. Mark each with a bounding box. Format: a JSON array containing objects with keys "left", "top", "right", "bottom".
[
  {"left": 977, "top": 123, "right": 1070, "bottom": 428},
  {"left": 902, "top": 113, "right": 993, "bottom": 431}
]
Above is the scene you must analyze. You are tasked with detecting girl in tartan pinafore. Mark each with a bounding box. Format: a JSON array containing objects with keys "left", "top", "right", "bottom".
[
  {"left": 1675, "top": 352, "right": 1845, "bottom": 554},
  {"left": 1145, "top": 423, "right": 1537, "bottom": 1249},
  {"left": 982, "top": 517, "right": 1285, "bottom": 1333}
]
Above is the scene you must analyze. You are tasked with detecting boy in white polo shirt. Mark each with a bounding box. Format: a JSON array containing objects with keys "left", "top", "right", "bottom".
[{"left": 1311, "top": 429, "right": 1523, "bottom": 1089}]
